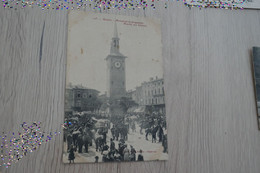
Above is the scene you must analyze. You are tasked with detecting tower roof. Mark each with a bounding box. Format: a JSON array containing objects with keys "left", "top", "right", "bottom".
[{"left": 105, "top": 20, "right": 127, "bottom": 59}]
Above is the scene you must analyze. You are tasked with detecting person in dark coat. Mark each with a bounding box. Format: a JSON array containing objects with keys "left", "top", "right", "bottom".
[
  {"left": 95, "top": 136, "right": 103, "bottom": 152},
  {"left": 102, "top": 128, "right": 107, "bottom": 143},
  {"left": 137, "top": 150, "right": 144, "bottom": 161},
  {"left": 130, "top": 145, "right": 136, "bottom": 161},
  {"left": 158, "top": 125, "right": 164, "bottom": 142},
  {"left": 118, "top": 143, "right": 126, "bottom": 158},
  {"left": 123, "top": 127, "right": 128, "bottom": 141},
  {"left": 95, "top": 156, "right": 99, "bottom": 163},
  {"left": 110, "top": 138, "right": 115, "bottom": 152},
  {"left": 140, "top": 121, "right": 144, "bottom": 135},
  {"left": 151, "top": 125, "right": 158, "bottom": 143},
  {"left": 68, "top": 145, "right": 75, "bottom": 163},
  {"left": 111, "top": 127, "right": 115, "bottom": 140},
  {"left": 118, "top": 138, "right": 125, "bottom": 151},
  {"left": 84, "top": 138, "right": 89, "bottom": 153},
  {"left": 162, "top": 134, "right": 168, "bottom": 153},
  {"left": 115, "top": 128, "right": 119, "bottom": 141}
]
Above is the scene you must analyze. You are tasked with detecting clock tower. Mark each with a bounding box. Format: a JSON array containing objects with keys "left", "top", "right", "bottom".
[{"left": 105, "top": 22, "right": 127, "bottom": 100}]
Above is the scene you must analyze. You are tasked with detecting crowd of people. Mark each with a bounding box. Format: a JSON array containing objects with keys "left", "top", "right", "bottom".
[
  {"left": 138, "top": 112, "right": 168, "bottom": 153},
  {"left": 95, "top": 138, "right": 144, "bottom": 162},
  {"left": 64, "top": 111, "right": 167, "bottom": 163}
]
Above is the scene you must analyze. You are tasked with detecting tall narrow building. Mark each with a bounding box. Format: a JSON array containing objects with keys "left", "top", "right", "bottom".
[{"left": 105, "top": 22, "right": 127, "bottom": 100}]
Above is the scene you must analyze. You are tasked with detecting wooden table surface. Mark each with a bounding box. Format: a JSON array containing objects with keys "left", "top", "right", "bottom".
[{"left": 1, "top": 2, "right": 260, "bottom": 173}]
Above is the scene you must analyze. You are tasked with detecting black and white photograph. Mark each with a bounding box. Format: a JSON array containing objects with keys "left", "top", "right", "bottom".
[
  {"left": 252, "top": 47, "right": 260, "bottom": 128},
  {"left": 63, "top": 12, "right": 168, "bottom": 163},
  {"left": 237, "top": 0, "right": 260, "bottom": 9},
  {"left": 185, "top": 0, "right": 260, "bottom": 9}
]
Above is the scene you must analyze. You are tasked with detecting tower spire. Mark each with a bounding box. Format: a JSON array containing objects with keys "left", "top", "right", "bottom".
[
  {"left": 113, "top": 21, "right": 118, "bottom": 38},
  {"left": 110, "top": 21, "right": 120, "bottom": 54}
]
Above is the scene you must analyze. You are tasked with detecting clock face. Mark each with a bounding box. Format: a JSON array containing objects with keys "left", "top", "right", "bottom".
[{"left": 114, "top": 61, "right": 121, "bottom": 68}]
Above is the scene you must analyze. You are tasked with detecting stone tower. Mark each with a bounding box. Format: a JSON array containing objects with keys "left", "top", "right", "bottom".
[
  {"left": 105, "top": 22, "right": 127, "bottom": 99},
  {"left": 105, "top": 22, "right": 127, "bottom": 115}
]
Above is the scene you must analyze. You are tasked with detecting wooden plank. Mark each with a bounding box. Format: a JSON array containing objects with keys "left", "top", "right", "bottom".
[{"left": 0, "top": 3, "right": 260, "bottom": 173}]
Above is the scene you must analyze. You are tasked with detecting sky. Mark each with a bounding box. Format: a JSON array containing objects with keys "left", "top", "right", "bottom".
[{"left": 66, "top": 12, "right": 163, "bottom": 94}]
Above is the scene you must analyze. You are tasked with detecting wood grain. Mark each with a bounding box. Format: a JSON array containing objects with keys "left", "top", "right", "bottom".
[{"left": 1, "top": 2, "right": 260, "bottom": 173}]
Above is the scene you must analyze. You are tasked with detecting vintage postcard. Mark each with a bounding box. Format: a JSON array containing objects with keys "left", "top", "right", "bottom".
[
  {"left": 237, "top": 0, "right": 260, "bottom": 9},
  {"left": 63, "top": 11, "right": 168, "bottom": 163},
  {"left": 185, "top": 0, "right": 260, "bottom": 9},
  {"left": 252, "top": 47, "right": 260, "bottom": 129}
]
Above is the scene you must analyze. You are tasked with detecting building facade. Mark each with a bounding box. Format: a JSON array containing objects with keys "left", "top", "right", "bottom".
[
  {"left": 141, "top": 77, "right": 165, "bottom": 107},
  {"left": 65, "top": 85, "right": 100, "bottom": 112},
  {"left": 128, "top": 76, "right": 165, "bottom": 113}
]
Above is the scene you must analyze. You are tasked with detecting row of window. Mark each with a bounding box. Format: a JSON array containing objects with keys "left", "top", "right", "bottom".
[
  {"left": 144, "top": 97, "right": 165, "bottom": 105},
  {"left": 144, "top": 87, "right": 164, "bottom": 96},
  {"left": 76, "top": 92, "right": 93, "bottom": 98}
]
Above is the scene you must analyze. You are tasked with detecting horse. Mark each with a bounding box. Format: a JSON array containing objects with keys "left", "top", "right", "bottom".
[
  {"left": 145, "top": 128, "right": 152, "bottom": 140},
  {"left": 118, "top": 126, "right": 128, "bottom": 141},
  {"left": 82, "top": 127, "right": 94, "bottom": 153},
  {"left": 145, "top": 126, "right": 159, "bottom": 142},
  {"left": 72, "top": 133, "right": 78, "bottom": 146},
  {"left": 77, "top": 134, "right": 84, "bottom": 153}
]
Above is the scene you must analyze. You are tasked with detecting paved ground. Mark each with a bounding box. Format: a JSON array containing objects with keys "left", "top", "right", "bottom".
[{"left": 63, "top": 123, "right": 168, "bottom": 163}]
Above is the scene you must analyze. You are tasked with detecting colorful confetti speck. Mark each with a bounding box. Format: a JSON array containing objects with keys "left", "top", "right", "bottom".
[{"left": 0, "top": 121, "right": 68, "bottom": 169}]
